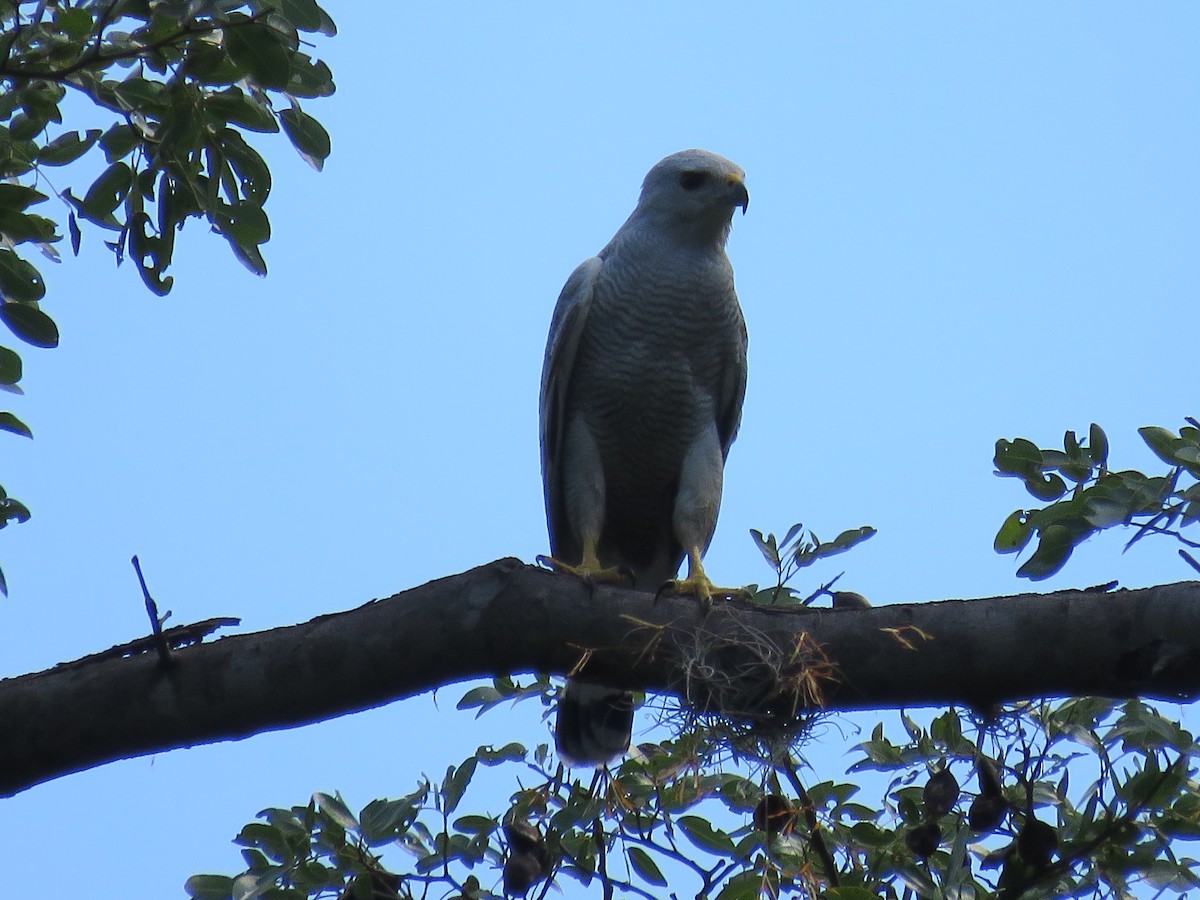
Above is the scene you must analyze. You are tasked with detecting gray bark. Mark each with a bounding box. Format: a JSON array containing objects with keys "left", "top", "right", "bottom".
[{"left": 2, "top": 558, "right": 1198, "bottom": 797}]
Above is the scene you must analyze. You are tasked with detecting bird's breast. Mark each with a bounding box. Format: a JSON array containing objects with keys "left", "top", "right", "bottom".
[{"left": 568, "top": 263, "right": 742, "bottom": 487}]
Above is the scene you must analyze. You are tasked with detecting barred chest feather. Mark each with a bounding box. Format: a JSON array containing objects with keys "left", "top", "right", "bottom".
[{"left": 570, "top": 251, "right": 743, "bottom": 498}]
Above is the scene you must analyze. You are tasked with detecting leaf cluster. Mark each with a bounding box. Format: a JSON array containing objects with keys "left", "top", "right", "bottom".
[
  {"left": 185, "top": 745, "right": 526, "bottom": 900},
  {"left": 748, "top": 523, "right": 876, "bottom": 606},
  {"left": 0, "top": 0, "right": 335, "bottom": 590},
  {"left": 995, "top": 421, "right": 1200, "bottom": 579},
  {"left": 192, "top": 685, "right": 1200, "bottom": 899}
]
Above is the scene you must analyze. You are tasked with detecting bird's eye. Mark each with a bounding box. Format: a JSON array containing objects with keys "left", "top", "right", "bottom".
[{"left": 678, "top": 171, "right": 707, "bottom": 191}]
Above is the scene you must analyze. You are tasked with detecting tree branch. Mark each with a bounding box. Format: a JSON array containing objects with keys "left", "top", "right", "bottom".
[
  {"left": 2, "top": 558, "right": 1199, "bottom": 797},
  {"left": 0, "top": 10, "right": 269, "bottom": 83}
]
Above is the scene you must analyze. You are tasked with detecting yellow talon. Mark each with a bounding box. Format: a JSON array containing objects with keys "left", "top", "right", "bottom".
[
  {"left": 537, "top": 538, "right": 635, "bottom": 589},
  {"left": 538, "top": 555, "right": 634, "bottom": 588},
  {"left": 656, "top": 549, "right": 749, "bottom": 612}
]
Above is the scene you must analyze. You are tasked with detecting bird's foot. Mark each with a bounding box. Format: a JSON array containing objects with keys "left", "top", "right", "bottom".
[
  {"left": 537, "top": 555, "right": 635, "bottom": 590},
  {"left": 656, "top": 574, "right": 750, "bottom": 613}
]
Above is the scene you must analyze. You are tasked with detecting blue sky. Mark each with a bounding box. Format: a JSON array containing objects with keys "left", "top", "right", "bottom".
[{"left": 2, "top": 4, "right": 1197, "bottom": 897}]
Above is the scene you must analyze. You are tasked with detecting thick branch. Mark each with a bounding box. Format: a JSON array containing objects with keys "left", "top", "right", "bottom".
[{"left": 2, "top": 559, "right": 1199, "bottom": 797}]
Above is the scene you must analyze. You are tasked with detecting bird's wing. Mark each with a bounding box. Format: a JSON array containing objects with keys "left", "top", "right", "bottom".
[
  {"left": 715, "top": 301, "right": 749, "bottom": 460},
  {"left": 539, "top": 255, "right": 603, "bottom": 555}
]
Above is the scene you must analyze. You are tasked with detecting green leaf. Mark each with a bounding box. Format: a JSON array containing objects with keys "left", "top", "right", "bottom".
[
  {"left": 359, "top": 797, "right": 418, "bottom": 846},
  {"left": 128, "top": 211, "right": 174, "bottom": 297},
  {"left": 476, "top": 742, "right": 526, "bottom": 764},
  {"left": 53, "top": 6, "right": 94, "bottom": 40},
  {"left": 1, "top": 496, "right": 31, "bottom": 526},
  {"left": 113, "top": 75, "right": 169, "bottom": 113},
  {"left": 995, "top": 437, "right": 1039, "bottom": 474},
  {"left": 0, "top": 183, "right": 48, "bottom": 211},
  {"left": 995, "top": 437, "right": 1068, "bottom": 501},
  {"left": 313, "top": 6, "right": 338, "bottom": 37},
  {"left": 0, "top": 128, "right": 39, "bottom": 178},
  {"left": 279, "top": 0, "right": 325, "bottom": 31},
  {"left": 676, "top": 814, "right": 736, "bottom": 855},
  {"left": 0, "top": 302, "right": 57, "bottom": 348},
  {"left": 214, "top": 201, "right": 270, "bottom": 276},
  {"left": 0, "top": 208, "right": 58, "bottom": 244},
  {"left": 234, "top": 823, "right": 293, "bottom": 865},
  {"left": 68, "top": 212, "right": 81, "bottom": 255},
  {"left": 716, "top": 870, "right": 763, "bottom": 900},
  {"left": 0, "top": 346, "right": 22, "bottom": 384},
  {"left": 312, "top": 791, "right": 357, "bottom": 830},
  {"left": 293, "top": 860, "right": 333, "bottom": 891},
  {"left": 750, "top": 527, "right": 780, "bottom": 568},
  {"left": 0, "top": 250, "right": 46, "bottom": 303},
  {"left": 287, "top": 54, "right": 337, "bottom": 99},
  {"left": 1140, "top": 426, "right": 1180, "bottom": 466},
  {"left": 279, "top": 108, "right": 330, "bottom": 171},
  {"left": 1081, "top": 498, "right": 1128, "bottom": 529},
  {"left": 10, "top": 111, "right": 45, "bottom": 141},
  {"left": 225, "top": 22, "right": 293, "bottom": 91},
  {"left": 627, "top": 847, "right": 667, "bottom": 886},
  {"left": 457, "top": 685, "right": 502, "bottom": 711},
  {"left": 801, "top": 525, "right": 876, "bottom": 565},
  {"left": 0, "top": 411, "right": 32, "bottom": 438},
  {"left": 453, "top": 814, "right": 496, "bottom": 835},
  {"left": 205, "top": 88, "right": 279, "bottom": 134},
  {"left": 220, "top": 130, "right": 273, "bottom": 204},
  {"left": 1016, "top": 523, "right": 1076, "bottom": 580},
  {"left": 1142, "top": 425, "right": 1200, "bottom": 478},
  {"left": 230, "top": 868, "right": 286, "bottom": 900},
  {"left": 183, "top": 874, "right": 235, "bottom": 900},
  {"left": 1089, "top": 422, "right": 1109, "bottom": 467},
  {"left": 180, "top": 42, "right": 245, "bottom": 86},
  {"left": 99, "top": 123, "right": 140, "bottom": 162},
  {"left": 994, "top": 509, "right": 1032, "bottom": 553},
  {"left": 442, "top": 758, "right": 477, "bottom": 813},
  {"left": 265, "top": 14, "right": 301, "bottom": 54},
  {"left": 81, "top": 161, "right": 132, "bottom": 227}
]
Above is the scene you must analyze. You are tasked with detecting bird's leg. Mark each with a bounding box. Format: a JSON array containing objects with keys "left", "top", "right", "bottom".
[
  {"left": 659, "top": 546, "right": 750, "bottom": 611},
  {"left": 537, "top": 536, "right": 634, "bottom": 589}
]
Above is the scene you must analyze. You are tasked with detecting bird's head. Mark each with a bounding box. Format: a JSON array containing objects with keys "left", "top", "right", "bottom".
[{"left": 636, "top": 149, "right": 749, "bottom": 241}]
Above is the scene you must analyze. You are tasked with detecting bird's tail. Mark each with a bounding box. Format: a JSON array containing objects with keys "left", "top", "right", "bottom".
[{"left": 555, "top": 679, "right": 633, "bottom": 766}]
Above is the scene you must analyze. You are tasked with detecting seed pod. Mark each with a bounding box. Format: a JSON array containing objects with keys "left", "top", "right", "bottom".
[
  {"left": 753, "top": 795, "right": 796, "bottom": 835},
  {"left": 1017, "top": 817, "right": 1058, "bottom": 869},
  {"left": 832, "top": 591, "right": 871, "bottom": 609},
  {"left": 503, "top": 821, "right": 545, "bottom": 856},
  {"left": 969, "top": 794, "right": 1008, "bottom": 833},
  {"left": 904, "top": 821, "right": 941, "bottom": 860},
  {"left": 923, "top": 769, "right": 960, "bottom": 817},
  {"left": 503, "top": 852, "right": 545, "bottom": 897}
]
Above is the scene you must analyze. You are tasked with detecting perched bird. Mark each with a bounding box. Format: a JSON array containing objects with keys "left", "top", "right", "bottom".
[{"left": 539, "top": 149, "right": 749, "bottom": 765}]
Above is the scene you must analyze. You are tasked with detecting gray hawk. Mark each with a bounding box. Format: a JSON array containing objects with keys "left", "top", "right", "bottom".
[{"left": 539, "top": 148, "right": 749, "bottom": 765}]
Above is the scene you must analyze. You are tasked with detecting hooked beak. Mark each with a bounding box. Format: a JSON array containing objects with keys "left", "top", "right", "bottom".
[{"left": 727, "top": 174, "right": 749, "bottom": 214}]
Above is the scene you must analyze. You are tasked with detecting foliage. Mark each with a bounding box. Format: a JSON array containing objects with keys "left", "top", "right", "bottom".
[
  {"left": 187, "top": 691, "right": 1200, "bottom": 899},
  {"left": 995, "top": 420, "right": 1200, "bottom": 581},
  {"left": 747, "top": 523, "right": 876, "bottom": 606},
  {"left": 0, "top": 0, "right": 335, "bottom": 591},
  {"left": 187, "top": 463, "right": 1200, "bottom": 898}
]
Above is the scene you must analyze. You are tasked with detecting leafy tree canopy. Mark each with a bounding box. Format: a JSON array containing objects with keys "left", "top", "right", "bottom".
[
  {"left": 0, "top": 0, "right": 336, "bottom": 592},
  {"left": 3, "top": 5, "right": 1199, "bottom": 899},
  {"left": 178, "top": 422, "right": 1200, "bottom": 900}
]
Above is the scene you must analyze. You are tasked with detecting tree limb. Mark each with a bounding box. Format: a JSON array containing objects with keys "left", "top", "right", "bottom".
[
  {"left": 0, "top": 10, "right": 270, "bottom": 83},
  {"left": 2, "top": 559, "right": 1199, "bottom": 797}
]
